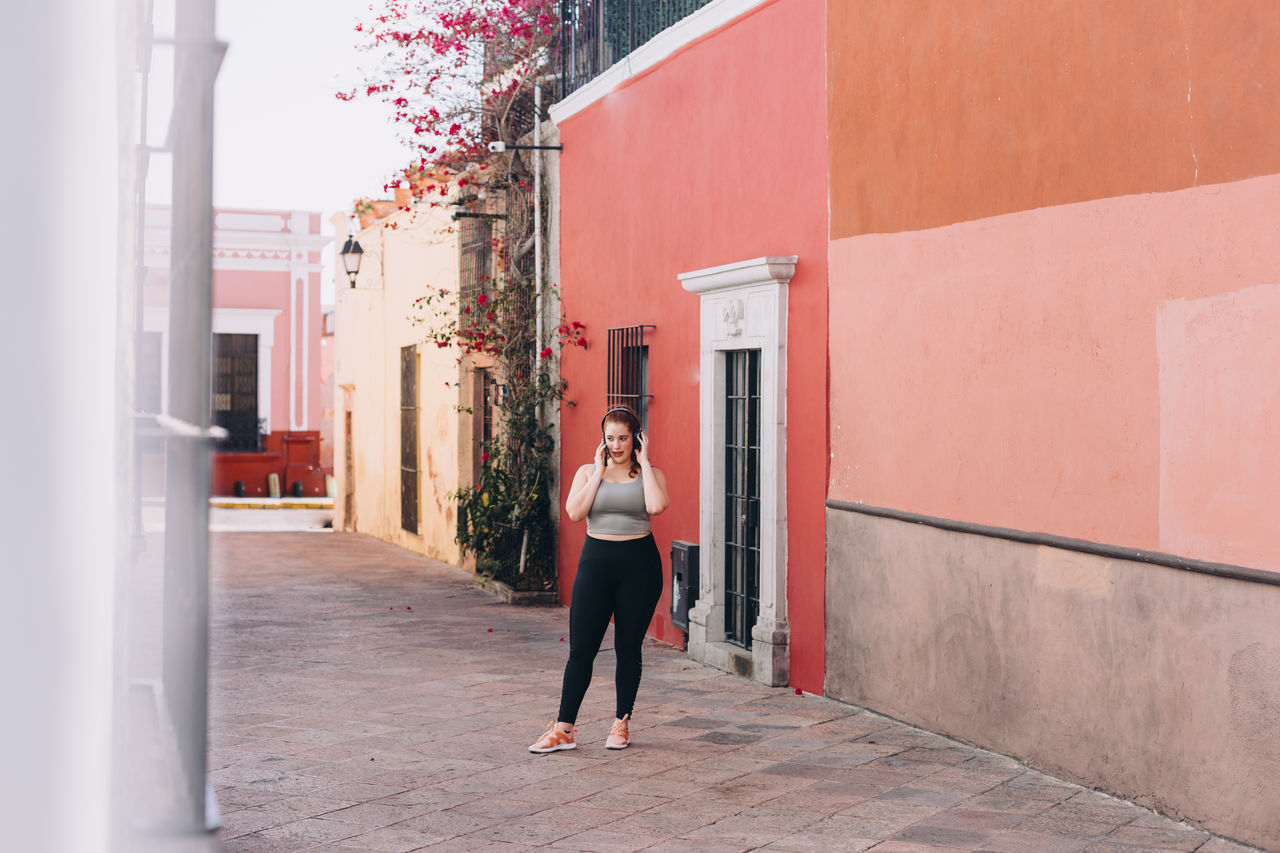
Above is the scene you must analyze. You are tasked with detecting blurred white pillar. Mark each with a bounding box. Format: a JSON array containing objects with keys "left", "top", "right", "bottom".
[{"left": 0, "top": 0, "right": 120, "bottom": 851}]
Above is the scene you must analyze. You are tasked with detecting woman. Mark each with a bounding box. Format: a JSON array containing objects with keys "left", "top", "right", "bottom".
[{"left": 529, "top": 405, "right": 670, "bottom": 752}]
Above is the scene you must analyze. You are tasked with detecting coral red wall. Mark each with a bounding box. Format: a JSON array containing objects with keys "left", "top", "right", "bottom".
[{"left": 556, "top": 0, "right": 828, "bottom": 691}]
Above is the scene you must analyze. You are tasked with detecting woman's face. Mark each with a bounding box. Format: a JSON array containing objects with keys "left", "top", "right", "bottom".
[{"left": 603, "top": 422, "right": 633, "bottom": 464}]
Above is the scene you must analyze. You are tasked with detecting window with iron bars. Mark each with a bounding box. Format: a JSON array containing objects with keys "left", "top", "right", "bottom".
[
  {"left": 459, "top": 215, "right": 492, "bottom": 303},
  {"left": 606, "top": 325, "right": 654, "bottom": 427},
  {"left": 560, "top": 0, "right": 717, "bottom": 96},
  {"left": 400, "top": 345, "right": 420, "bottom": 534},
  {"left": 213, "top": 333, "right": 262, "bottom": 452}
]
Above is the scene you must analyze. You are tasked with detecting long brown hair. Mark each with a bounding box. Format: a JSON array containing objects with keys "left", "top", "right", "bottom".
[{"left": 601, "top": 406, "right": 642, "bottom": 478}]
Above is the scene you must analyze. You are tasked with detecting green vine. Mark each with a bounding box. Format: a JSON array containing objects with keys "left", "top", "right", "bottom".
[{"left": 413, "top": 277, "right": 586, "bottom": 589}]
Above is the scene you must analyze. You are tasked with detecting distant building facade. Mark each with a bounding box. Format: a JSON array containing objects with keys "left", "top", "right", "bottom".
[
  {"left": 142, "top": 206, "right": 330, "bottom": 496},
  {"left": 332, "top": 200, "right": 471, "bottom": 564}
]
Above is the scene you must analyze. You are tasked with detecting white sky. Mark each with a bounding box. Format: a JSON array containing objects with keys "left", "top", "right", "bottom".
[
  {"left": 212, "top": 0, "right": 407, "bottom": 217},
  {"left": 135, "top": 1, "right": 427, "bottom": 304},
  {"left": 214, "top": 0, "right": 410, "bottom": 304},
  {"left": 138, "top": 0, "right": 409, "bottom": 303}
]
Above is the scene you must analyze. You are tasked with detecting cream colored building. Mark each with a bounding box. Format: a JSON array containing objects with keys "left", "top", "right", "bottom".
[{"left": 332, "top": 201, "right": 468, "bottom": 563}]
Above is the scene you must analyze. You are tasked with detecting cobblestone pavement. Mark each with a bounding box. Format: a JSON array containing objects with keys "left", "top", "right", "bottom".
[{"left": 210, "top": 532, "right": 1263, "bottom": 853}]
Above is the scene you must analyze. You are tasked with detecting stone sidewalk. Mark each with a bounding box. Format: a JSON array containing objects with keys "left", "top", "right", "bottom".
[{"left": 210, "top": 532, "right": 1263, "bottom": 853}]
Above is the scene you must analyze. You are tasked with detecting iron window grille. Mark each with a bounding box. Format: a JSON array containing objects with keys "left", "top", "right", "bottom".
[
  {"left": 607, "top": 324, "right": 654, "bottom": 427},
  {"left": 212, "top": 333, "right": 262, "bottom": 452},
  {"left": 560, "top": 0, "right": 717, "bottom": 96},
  {"left": 459, "top": 215, "right": 492, "bottom": 303}
]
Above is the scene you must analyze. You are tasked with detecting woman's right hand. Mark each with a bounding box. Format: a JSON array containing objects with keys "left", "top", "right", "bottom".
[{"left": 593, "top": 440, "right": 606, "bottom": 472}]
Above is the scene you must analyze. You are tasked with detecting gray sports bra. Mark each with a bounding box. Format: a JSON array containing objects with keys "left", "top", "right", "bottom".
[{"left": 586, "top": 475, "right": 651, "bottom": 536}]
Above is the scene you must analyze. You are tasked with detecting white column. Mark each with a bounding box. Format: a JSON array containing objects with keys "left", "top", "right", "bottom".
[{"left": 289, "top": 212, "right": 311, "bottom": 430}]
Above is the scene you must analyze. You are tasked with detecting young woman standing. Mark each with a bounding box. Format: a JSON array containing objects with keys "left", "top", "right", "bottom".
[{"left": 529, "top": 406, "right": 670, "bottom": 752}]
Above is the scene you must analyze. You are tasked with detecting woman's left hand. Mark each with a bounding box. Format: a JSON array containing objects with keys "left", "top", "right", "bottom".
[{"left": 636, "top": 429, "right": 651, "bottom": 466}]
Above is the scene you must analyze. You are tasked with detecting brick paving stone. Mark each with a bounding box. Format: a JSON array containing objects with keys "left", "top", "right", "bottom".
[
  {"left": 608, "top": 799, "right": 744, "bottom": 837},
  {"left": 891, "top": 821, "right": 994, "bottom": 847},
  {"left": 906, "top": 805, "right": 1029, "bottom": 835},
  {"left": 640, "top": 841, "right": 755, "bottom": 853},
  {"left": 865, "top": 842, "right": 972, "bottom": 853},
  {"left": 217, "top": 784, "right": 291, "bottom": 811},
  {"left": 220, "top": 833, "right": 313, "bottom": 853},
  {"left": 411, "top": 841, "right": 527, "bottom": 853},
  {"left": 386, "top": 808, "right": 507, "bottom": 838},
  {"left": 979, "top": 828, "right": 1094, "bottom": 852},
  {"left": 755, "top": 830, "right": 880, "bottom": 852},
  {"left": 876, "top": 785, "right": 971, "bottom": 808},
  {"left": 912, "top": 763, "right": 1021, "bottom": 795},
  {"left": 320, "top": 801, "right": 438, "bottom": 826},
  {"left": 549, "top": 827, "right": 669, "bottom": 852},
  {"left": 1198, "top": 839, "right": 1270, "bottom": 853},
  {"left": 1105, "top": 822, "right": 1211, "bottom": 850},
  {"left": 208, "top": 533, "right": 1268, "bottom": 853},
  {"left": 331, "top": 824, "right": 445, "bottom": 851},
  {"left": 256, "top": 817, "right": 366, "bottom": 845},
  {"left": 964, "top": 792, "right": 1057, "bottom": 816}
]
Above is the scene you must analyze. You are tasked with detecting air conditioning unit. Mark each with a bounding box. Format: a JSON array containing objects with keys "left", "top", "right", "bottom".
[{"left": 670, "top": 540, "right": 699, "bottom": 632}]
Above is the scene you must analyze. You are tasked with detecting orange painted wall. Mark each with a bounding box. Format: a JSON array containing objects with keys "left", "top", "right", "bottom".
[
  {"left": 828, "top": 0, "right": 1280, "bottom": 238},
  {"left": 557, "top": 0, "right": 829, "bottom": 691},
  {"left": 826, "top": 1, "right": 1280, "bottom": 568}
]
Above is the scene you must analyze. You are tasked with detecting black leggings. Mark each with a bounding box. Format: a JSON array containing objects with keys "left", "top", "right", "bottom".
[{"left": 557, "top": 533, "right": 663, "bottom": 724}]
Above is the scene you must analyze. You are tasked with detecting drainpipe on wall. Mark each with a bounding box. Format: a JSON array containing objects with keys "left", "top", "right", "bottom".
[{"left": 534, "top": 81, "right": 545, "bottom": 387}]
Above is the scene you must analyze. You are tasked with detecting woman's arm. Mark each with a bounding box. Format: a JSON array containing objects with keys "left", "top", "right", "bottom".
[
  {"left": 641, "top": 464, "right": 670, "bottom": 516},
  {"left": 564, "top": 443, "right": 606, "bottom": 522},
  {"left": 636, "top": 430, "right": 670, "bottom": 516}
]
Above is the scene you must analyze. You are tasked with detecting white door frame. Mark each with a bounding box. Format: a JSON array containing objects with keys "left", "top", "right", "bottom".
[{"left": 679, "top": 256, "right": 796, "bottom": 686}]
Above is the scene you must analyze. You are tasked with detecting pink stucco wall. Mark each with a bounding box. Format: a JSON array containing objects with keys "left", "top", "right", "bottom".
[
  {"left": 1158, "top": 282, "right": 1280, "bottom": 570},
  {"left": 209, "top": 210, "right": 325, "bottom": 434},
  {"left": 828, "top": 174, "right": 1280, "bottom": 570}
]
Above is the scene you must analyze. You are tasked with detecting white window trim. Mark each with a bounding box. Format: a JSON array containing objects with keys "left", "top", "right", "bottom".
[
  {"left": 212, "top": 308, "right": 281, "bottom": 436},
  {"left": 679, "top": 255, "right": 796, "bottom": 686},
  {"left": 145, "top": 306, "right": 280, "bottom": 434}
]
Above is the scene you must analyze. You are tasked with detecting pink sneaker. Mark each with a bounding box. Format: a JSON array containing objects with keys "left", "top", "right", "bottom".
[
  {"left": 529, "top": 722, "right": 577, "bottom": 753},
  {"left": 605, "top": 714, "right": 630, "bottom": 750}
]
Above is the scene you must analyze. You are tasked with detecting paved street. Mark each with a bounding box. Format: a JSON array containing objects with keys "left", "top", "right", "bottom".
[{"left": 210, "top": 532, "right": 1262, "bottom": 853}]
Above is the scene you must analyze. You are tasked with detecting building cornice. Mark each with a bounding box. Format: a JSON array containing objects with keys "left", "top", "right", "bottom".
[
  {"left": 678, "top": 256, "right": 798, "bottom": 294},
  {"left": 549, "top": 0, "right": 773, "bottom": 124}
]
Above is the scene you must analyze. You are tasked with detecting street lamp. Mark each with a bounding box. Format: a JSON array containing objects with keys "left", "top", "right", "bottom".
[{"left": 339, "top": 235, "right": 363, "bottom": 288}]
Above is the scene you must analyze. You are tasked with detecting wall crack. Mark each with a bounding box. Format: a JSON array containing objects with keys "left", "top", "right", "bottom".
[{"left": 1178, "top": 0, "right": 1199, "bottom": 186}]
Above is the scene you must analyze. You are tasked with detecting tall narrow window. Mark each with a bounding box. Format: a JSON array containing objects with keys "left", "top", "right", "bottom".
[
  {"left": 400, "top": 345, "right": 419, "bottom": 534},
  {"left": 213, "top": 333, "right": 259, "bottom": 451},
  {"left": 606, "top": 325, "right": 654, "bottom": 426},
  {"left": 344, "top": 410, "right": 355, "bottom": 530},
  {"left": 472, "top": 367, "right": 499, "bottom": 484},
  {"left": 724, "top": 348, "right": 761, "bottom": 648}
]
